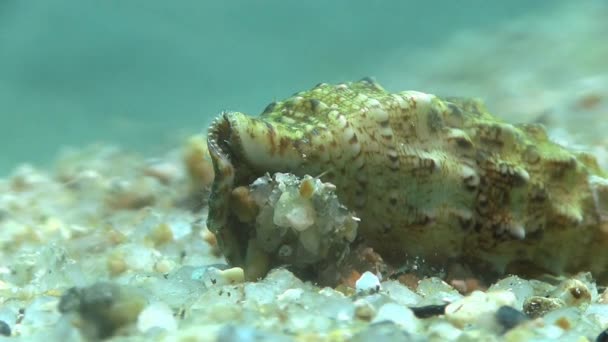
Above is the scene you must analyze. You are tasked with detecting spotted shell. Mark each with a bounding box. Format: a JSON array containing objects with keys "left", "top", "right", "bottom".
[{"left": 207, "top": 78, "right": 608, "bottom": 282}]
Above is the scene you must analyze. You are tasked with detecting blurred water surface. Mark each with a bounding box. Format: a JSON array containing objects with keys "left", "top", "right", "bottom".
[{"left": 0, "top": 0, "right": 567, "bottom": 174}]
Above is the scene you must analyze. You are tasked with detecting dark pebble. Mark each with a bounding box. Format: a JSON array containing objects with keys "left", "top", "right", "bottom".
[
  {"left": 409, "top": 304, "right": 448, "bottom": 318},
  {"left": 496, "top": 305, "right": 528, "bottom": 331},
  {"left": 0, "top": 320, "right": 10, "bottom": 337},
  {"left": 57, "top": 282, "right": 125, "bottom": 339},
  {"left": 597, "top": 328, "right": 608, "bottom": 342},
  {"left": 58, "top": 287, "right": 83, "bottom": 313}
]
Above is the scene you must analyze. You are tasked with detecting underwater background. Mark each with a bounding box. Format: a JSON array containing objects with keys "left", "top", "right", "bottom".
[{"left": 0, "top": 0, "right": 605, "bottom": 175}]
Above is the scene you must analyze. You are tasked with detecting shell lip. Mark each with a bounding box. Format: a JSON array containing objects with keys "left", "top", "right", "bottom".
[
  {"left": 207, "top": 112, "right": 253, "bottom": 178},
  {"left": 207, "top": 113, "right": 229, "bottom": 166},
  {"left": 207, "top": 112, "right": 238, "bottom": 168},
  {"left": 206, "top": 113, "right": 240, "bottom": 262},
  {"left": 206, "top": 112, "right": 258, "bottom": 268}
]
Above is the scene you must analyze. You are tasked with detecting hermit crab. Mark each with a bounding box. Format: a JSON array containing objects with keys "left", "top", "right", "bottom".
[{"left": 206, "top": 79, "right": 608, "bottom": 283}]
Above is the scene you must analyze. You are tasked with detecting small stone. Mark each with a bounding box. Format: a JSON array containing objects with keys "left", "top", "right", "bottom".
[
  {"left": 9, "top": 164, "right": 47, "bottom": 191},
  {"left": 427, "top": 321, "right": 462, "bottom": 340},
  {"left": 488, "top": 275, "right": 534, "bottom": 310},
  {"left": 0, "top": 320, "right": 10, "bottom": 337},
  {"left": 107, "top": 252, "right": 127, "bottom": 276},
  {"left": 137, "top": 302, "right": 177, "bottom": 333},
  {"left": 597, "top": 328, "right": 608, "bottom": 342},
  {"left": 153, "top": 258, "right": 175, "bottom": 274},
  {"left": 58, "top": 282, "right": 146, "bottom": 339},
  {"left": 219, "top": 267, "right": 245, "bottom": 285},
  {"left": 543, "top": 307, "right": 581, "bottom": 331},
  {"left": 122, "top": 244, "right": 158, "bottom": 273},
  {"left": 551, "top": 278, "right": 592, "bottom": 309},
  {"left": 105, "top": 178, "right": 156, "bottom": 210},
  {"left": 495, "top": 305, "right": 528, "bottom": 331},
  {"left": 410, "top": 304, "right": 448, "bottom": 318},
  {"left": 372, "top": 303, "right": 420, "bottom": 333},
  {"left": 350, "top": 321, "right": 413, "bottom": 342},
  {"left": 599, "top": 287, "right": 608, "bottom": 304},
  {"left": 356, "top": 271, "right": 381, "bottom": 294},
  {"left": 277, "top": 288, "right": 303, "bottom": 303},
  {"left": 142, "top": 159, "right": 180, "bottom": 185},
  {"left": 107, "top": 229, "right": 128, "bottom": 245},
  {"left": 445, "top": 290, "right": 515, "bottom": 330},
  {"left": 586, "top": 304, "right": 608, "bottom": 327},
  {"left": 193, "top": 265, "right": 244, "bottom": 287},
  {"left": 216, "top": 324, "right": 291, "bottom": 342},
  {"left": 416, "top": 277, "right": 462, "bottom": 305},
  {"left": 353, "top": 299, "right": 376, "bottom": 321},
  {"left": 523, "top": 296, "right": 565, "bottom": 318},
  {"left": 183, "top": 135, "right": 215, "bottom": 189},
  {"left": 147, "top": 223, "right": 174, "bottom": 246},
  {"left": 381, "top": 280, "right": 422, "bottom": 307}
]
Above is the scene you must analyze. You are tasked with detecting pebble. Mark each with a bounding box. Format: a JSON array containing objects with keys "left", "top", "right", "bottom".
[
  {"left": 195, "top": 265, "right": 245, "bottom": 287},
  {"left": 586, "top": 304, "right": 608, "bottom": 327},
  {"left": 0, "top": 320, "right": 10, "bottom": 336},
  {"left": 277, "top": 288, "right": 303, "bottom": 303},
  {"left": 495, "top": 305, "right": 528, "bottom": 331},
  {"left": 142, "top": 159, "right": 180, "bottom": 185},
  {"left": 183, "top": 135, "right": 215, "bottom": 189},
  {"left": 381, "top": 280, "right": 422, "bottom": 306},
  {"left": 353, "top": 299, "right": 376, "bottom": 321},
  {"left": 597, "top": 328, "right": 608, "bottom": 342},
  {"left": 350, "top": 321, "right": 415, "bottom": 342},
  {"left": 488, "top": 275, "right": 534, "bottom": 310},
  {"left": 372, "top": 303, "right": 420, "bottom": 333},
  {"left": 600, "top": 288, "right": 608, "bottom": 304},
  {"left": 58, "top": 282, "right": 146, "bottom": 339},
  {"left": 523, "top": 296, "right": 565, "bottom": 318},
  {"left": 216, "top": 324, "right": 291, "bottom": 342},
  {"left": 551, "top": 278, "right": 592, "bottom": 308},
  {"left": 416, "top": 277, "right": 462, "bottom": 305},
  {"left": 137, "top": 302, "right": 177, "bottom": 333},
  {"left": 356, "top": 271, "right": 381, "bottom": 294},
  {"left": 427, "top": 321, "right": 462, "bottom": 340},
  {"left": 410, "top": 304, "right": 447, "bottom": 318},
  {"left": 543, "top": 307, "right": 581, "bottom": 331},
  {"left": 445, "top": 290, "right": 516, "bottom": 330}
]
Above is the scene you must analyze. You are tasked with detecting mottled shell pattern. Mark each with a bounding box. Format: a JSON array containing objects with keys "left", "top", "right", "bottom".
[{"left": 207, "top": 78, "right": 608, "bottom": 281}]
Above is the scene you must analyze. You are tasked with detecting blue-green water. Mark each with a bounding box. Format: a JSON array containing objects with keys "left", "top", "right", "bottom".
[{"left": 0, "top": 1, "right": 562, "bottom": 175}]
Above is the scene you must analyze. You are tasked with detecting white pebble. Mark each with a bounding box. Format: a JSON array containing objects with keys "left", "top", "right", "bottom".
[
  {"left": 427, "top": 321, "right": 463, "bottom": 340},
  {"left": 488, "top": 275, "right": 534, "bottom": 310},
  {"left": 356, "top": 271, "right": 381, "bottom": 294},
  {"left": 219, "top": 267, "right": 245, "bottom": 285},
  {"left": 278, "top": 288, "right": 303, "bottom": 303},
  {"left": 445, "top": 290, "right": 516, "bottom": 330},
  {"left": 381, "top": 280, "right": 422, "bottom": 306},
  {"left": 137, "top": 302, "right": 177, "bottom": 333},
  {"left": 585, "top": 304, "right": 608, "bottom": 327},
  {"left": 372, "top": 303, "right": 420, "bottom": 333}
]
